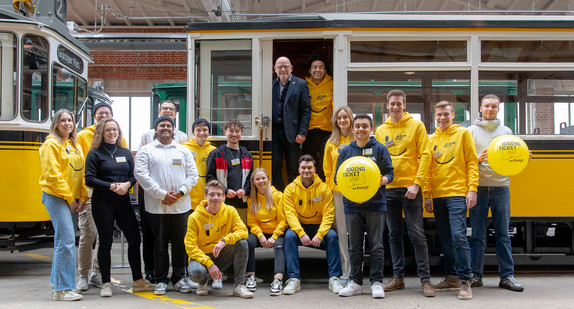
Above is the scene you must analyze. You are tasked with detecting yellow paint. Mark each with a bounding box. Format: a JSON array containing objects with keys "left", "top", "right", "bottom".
[
  {"left": 23, "top": 253, "right": 52, "bottom": 262},
  {"left": 0, "top": 148, "right": 49, "bottom": 222},
  {"left": 131, "top": 291, "right": 215, "bottom": 309}
]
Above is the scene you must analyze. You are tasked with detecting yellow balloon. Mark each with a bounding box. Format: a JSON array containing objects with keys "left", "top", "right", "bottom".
[
  {"left": 487, "top": 135, "right": 529, "bottom": 176},
  {"left": 336, "top": 156, "right": 381, "bottom": 203}
]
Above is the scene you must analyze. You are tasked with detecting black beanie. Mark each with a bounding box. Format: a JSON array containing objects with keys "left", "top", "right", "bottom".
[
  {"left": 92, "top": 102, "right": 113, "bottom": 116},
  {"left": 154, "top": 116, "right": 174, "bottom": 130},
  {"left": 192, "top": 118, "right": 211, "bottom": 133}
]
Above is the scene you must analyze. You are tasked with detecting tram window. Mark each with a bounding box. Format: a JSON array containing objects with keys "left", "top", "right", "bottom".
[
  {"left": 350, "top": 41, "right": 467, "bottom": 63},
  {"left": 52, "top": 63, "right": 87, "bottom": 126},
  {"left": 0, "top": 32, "right": 17, "bottom": 120},
  {"left": 482, "top": 41, "right": 574, "bottom": 62},
  {"left": 21, "top": 35, "right": 48, "bottom": 122}
]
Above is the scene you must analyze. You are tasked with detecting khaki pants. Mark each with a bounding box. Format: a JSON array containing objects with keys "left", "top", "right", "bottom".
[
  {"left": 77, "top": 200, "right": 100, "bottom": 276},
  {"left": 333, "top": 192, "right": 350, "bottom": 279}
]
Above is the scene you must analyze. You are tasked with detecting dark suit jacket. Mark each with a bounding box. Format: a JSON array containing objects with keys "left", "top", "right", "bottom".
[{"left": 273, "top": 75, "right": 311, "bottom": 143}]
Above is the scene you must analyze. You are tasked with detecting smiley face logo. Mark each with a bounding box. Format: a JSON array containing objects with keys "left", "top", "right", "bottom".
[{"left": 433, "top": 142, "right": 455, "bottom": 164}]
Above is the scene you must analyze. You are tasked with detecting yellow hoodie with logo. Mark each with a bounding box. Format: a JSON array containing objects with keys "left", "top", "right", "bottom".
[
  {"left": 183, "top": 139, "right": 216, "bottom": 209},
  {"left": 184, "top": 200, "right": 248, "bottom": 268},
  {"left": 323, "top": 135, "right": 352, "bottom": 193},
  {"left": 423, "top": 125, "right": 479, "bottom": 199},
  {"left": 375, "top": 112, "right": 431, "bottom": 189},
  {"left": 247, "top": 187, "right": 287, "bottom": 239},
  {"left": 77, "top": 124, "right": 127, "bottom": 158},
  {"left": 283, "top": 174, "right": 334, "bottom": 240},
  {"left": 305, "top": 74, "right": 333, "bottom": 132},
  {"left": 39, "top": 136, "right": 89, "bottom": 203}
]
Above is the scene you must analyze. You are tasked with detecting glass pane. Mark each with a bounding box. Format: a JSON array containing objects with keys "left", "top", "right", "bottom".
[
  {"left": 76, "top": 79, "right": 87, "bottom": 128},
  {"left": 482, "top": 41, "right": 574, "bottom": 62},
  {"left": 527, "top": 102, "right": 574, "bottom": 135},
  {"left": 131, "top": 96, "right": 151, "bottom": 151},
  {"left": 22, "top": 35, "right": 49, "bottom": 122},
  {"left": 52, "top": 64, "right": 75, "bottom": 115},
  {"left": 0, "top": 32, "right": 17, "bottom": 120},
  {"left": 351, "top": 41, "right": 467, "bottom": 62},
  {"left": 527, "top": 79, "right": 574, "bottom": 97}
]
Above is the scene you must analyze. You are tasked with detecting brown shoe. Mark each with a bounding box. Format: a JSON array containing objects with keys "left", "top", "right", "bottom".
[
  {"left": 421, "top": 281, "right": 436, "bottom": 297},
  {"left": 383, "top": 277, "right": 405, "bottom": 292},
  {"left": 433, "top": 275, "right": 460, "bottom": 291},
  {"left": 458, "top": 280, "right": 473, "bottom": 300}
]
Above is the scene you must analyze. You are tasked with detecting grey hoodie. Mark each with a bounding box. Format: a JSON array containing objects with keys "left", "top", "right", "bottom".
[{"left": 468, "top": 118, "right": 513, "bottom": 187}]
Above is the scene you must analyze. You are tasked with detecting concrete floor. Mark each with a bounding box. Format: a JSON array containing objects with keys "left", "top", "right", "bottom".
[{"left": 1, "top": 244, "right": 573, "bottom": 309}]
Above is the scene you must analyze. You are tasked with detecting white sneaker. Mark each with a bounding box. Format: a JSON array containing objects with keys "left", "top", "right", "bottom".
[
  {"left": 371, "top": 282, "right": 385, "bottom": 298},
  {"left": 339, "top": 280, "right": 362, "bottom": 297},
  {"left": 233, "top": 284, "right": 254, "bottom": 299},
  {"left": 154, "top": 282, "right": 167, "bottom": 295},
  {"left": 76, "top": 275, "right": 89, "bottom": 291},
  {"left": 174, "top": 278, "right": 192, "bottom": 293},
  {"left": 196, "top": 281, "right": 209, "bottom": 296},
  {"left": 282, "top": 278, "right": 300, "bottom": 295},
  {"left": 212, "top": 278, "right": 223, "bottom": 290},
  {"left": 89, "top": 272, "right": 103, "bottom": 288},
  {"left": 100, "top": 282, "right": 112, "bottom": 297},
  {"left": 270, "top": 278, "right": 283, "bottom": 296},
  {"left": 186, "top": 277, "right": 198, "bottom": 289},
  {"left": 53, "top": 290, "right": 83, "bottom": 301},
  {"left": 246, "top": 274, "right": 257, "bottom": 292},
  {"left": 329, "top": 276, "right": 344, "bottom": 294}
]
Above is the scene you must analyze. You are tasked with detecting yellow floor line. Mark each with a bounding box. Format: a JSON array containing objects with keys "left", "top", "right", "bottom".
[
  {"left": 130, "top": 291, "right": 215, "bottom": 309},
  {"left": 23, "top": 253, "right": 52, "bottom": 262}
]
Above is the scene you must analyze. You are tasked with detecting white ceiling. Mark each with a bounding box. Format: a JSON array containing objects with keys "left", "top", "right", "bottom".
[{"left": 66, "top": 0, "right": 574, "bottom": 29}]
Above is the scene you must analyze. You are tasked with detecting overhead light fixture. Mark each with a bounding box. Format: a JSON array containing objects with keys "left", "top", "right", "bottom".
[{"left": 404, "top": 71, "right": 415, "bottom": 75}]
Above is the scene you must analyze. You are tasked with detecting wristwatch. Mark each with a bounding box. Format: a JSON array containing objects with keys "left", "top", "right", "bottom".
[
  {"left": 178, "top": 190, "right": 185, "bottom": 196},
  {"left": 220, "top": 237, "right": 226, "bottom": 244}
]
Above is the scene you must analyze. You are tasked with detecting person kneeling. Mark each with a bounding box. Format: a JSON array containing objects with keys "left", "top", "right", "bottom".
[{"left": 185, "top": 180, "right": 253, "bottom": 299}]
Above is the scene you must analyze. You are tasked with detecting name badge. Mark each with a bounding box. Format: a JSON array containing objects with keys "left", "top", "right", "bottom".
[
  {"left": 312, "top": 196, "right": 323, "bottom": 202},
  {"left": 203, "top": 223, "right": 214, "bottom": 229},
  {"left": 116, "top": 156, "right": 126, "bottom": 163},
  {"left": 172, "top": 158, "right": 182, "bottom": 165},
  {"left": 66, "top": 145, "right": 73, "bottom": 151},
  {"left": 385, "top": 140, "right": 395, "bottom": 147},
  {"left": 231, "top": 158, "right": 240, "bottom": 166},
  {"left": 363, "top": 148, "right": 373, "bottom": 155},
  {"left": 433, "top": 150, "right": 443, "bottom": 158}
]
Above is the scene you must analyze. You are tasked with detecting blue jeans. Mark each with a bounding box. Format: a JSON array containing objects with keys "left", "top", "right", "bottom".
[
  {"left": 284, "top": 225, "right": 342, "bottom": 280},
  {"left": 246, "top": 233, "right": 285, "bottom": 275},
  {"left": 386, "top": 188, "right": 431, "bottom": 282},
  {"left": 188, "top": 239, "right": 249, "bottom": 287},
  {"left": 42, "top": 192, "right": 77, "bottom": 291},
  {"left": 433, "top": 196, "right": 472, "bottom": 281},
  {"left": 346, "top": 212, "right": 386, "bottom": 285},
  {"left": 469, "top": 186, "right": 514, "bottom": 279}
]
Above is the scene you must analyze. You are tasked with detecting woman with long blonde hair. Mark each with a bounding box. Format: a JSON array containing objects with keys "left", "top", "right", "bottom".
[
  {"left": 245, "top": 168, "right": 286, "bottom": 295},
  {"left": 39, "top": 109, "right": 88, "bottom": 301},
  {"left": 323, "top": 105, "right": 355, "bottom": 281}
]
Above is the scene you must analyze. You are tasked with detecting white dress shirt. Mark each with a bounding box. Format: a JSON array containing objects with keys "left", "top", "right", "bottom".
[
  {"left": 134, "top": 139, "right": 198, "bottom": 214},
  {"left": 139, "top": 128, "right": 188, "bottom": 149}
]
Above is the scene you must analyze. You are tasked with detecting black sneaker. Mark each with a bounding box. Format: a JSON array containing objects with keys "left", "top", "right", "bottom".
[
  {"left": 471, "top": 274, "right": 483, "bottom": 287},
  {"left": 499, "top": 277, "right": 524, "bottom": 292}
]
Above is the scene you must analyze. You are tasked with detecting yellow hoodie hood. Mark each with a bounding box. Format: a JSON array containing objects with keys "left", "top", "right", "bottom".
[
  {"left": 375, "top": 112, "right": 430, "bottom": 188},
  {"left": 305, "top": 74, "right": 333, "bottom": 131},
  {"left": 183, "top": 139, "right": 216, "bottom": 208},
  {"left": 424, "top": 124, "right": 479, "bottom": 199},
  {"left": 184, "top": 200, "right": 247, "bottom": 267}
]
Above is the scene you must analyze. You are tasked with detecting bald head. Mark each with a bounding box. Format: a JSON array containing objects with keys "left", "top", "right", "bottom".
[{"left": 274, "top": 56, "right": 293, "bottom": 84}]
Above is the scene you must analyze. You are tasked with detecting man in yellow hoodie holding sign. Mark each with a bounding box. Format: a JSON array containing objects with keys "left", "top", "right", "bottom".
[
  {"left": 184, "top": 180, "right": 253, "bottom": 299},
  {"left": 424, "top": 101, "right": 478, "bottom": 300}
]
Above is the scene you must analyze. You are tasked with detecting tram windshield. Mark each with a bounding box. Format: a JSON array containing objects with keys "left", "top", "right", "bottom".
[
  {"left": 52, "top": 64, "right": 87, "bottom": 124},
  {"left": 21, "top": 35, "right": 49, "bottom": 122},
  {"left": 0, "top": 32, "right": 17, "bottom": 120}
]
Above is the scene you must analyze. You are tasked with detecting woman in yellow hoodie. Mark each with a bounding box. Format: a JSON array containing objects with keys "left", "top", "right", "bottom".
[
  {"left": 322, "top": 106, "right": 354, "bottom": 281},
  {"left": 245, "top": 168, "right": 286, "bottom": 295},
  {"left": 39, "top": 109, "right": 89, "bottom": 301}
]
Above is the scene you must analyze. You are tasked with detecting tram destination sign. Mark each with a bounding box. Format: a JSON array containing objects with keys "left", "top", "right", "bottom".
[{"left": 57, "top": 45, "right": 83, "bottom": 74}]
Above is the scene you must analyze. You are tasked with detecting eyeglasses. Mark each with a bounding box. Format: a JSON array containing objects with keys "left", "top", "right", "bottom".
[
  {"left": 161, "top": 106, "right": 176, "bottom": 111},
  {"left": 275, "top": 65, "right": 290, "bottom": 70},
  {"left": 207, "top": 192, "right": 223, "bottom": 197}
]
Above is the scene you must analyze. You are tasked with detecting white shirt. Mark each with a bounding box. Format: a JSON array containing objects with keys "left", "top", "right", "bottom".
[
  {"left": 134, "top": 139, "right": 198, "bottom": 214},
  {"left": 139, "top": 128, "right": 188, "bottom": 149}
]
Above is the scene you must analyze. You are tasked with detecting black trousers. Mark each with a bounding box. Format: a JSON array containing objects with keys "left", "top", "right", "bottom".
[
  {"left": 147, "top": 210, "right": 190, "bottom": 285},
  {"left": 272, "top": 128, "right": 300, "bottom": 191}
]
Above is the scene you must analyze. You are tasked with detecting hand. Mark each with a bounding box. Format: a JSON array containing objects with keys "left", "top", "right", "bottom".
[
  {"left": 259, "top": 235, "right": 269, "bottom": 248},
  {"left": 405, "top": 184, "right": 420, "bottom": 200},
  {"left": 213, "top": 240, "right": 225, "bottom": 258},
  {"left": 295, "top": 134, "right": 306, "bottom": 144},
  {"left": 226, "top": 189, "right": 237, "bottom": 199},
  {"left": 76, "top": 201, "right": 86, "bottom": 213},
  {"left": 163, "top": 191, "right": 178, "bottom": 205},
  {"left": 113, "top": 182, "right": 131, "bottom": 196},
  {"left": 68, "top": 200, "right": 78, "bottom": 213},
  {"left": 300, "top": 234, "right": 311, "bottom": 246},
  {"left": 466, "top": 191, "right": 477, "bottom": 209},
  {"left": 380, "top": 176, "right": 389, "bottom": 187},
  {"left": 236, "top": 189, "right": 246, "bottom": 199},
  {"left": 267, "top": 237, "right": 276, "bottom": 248},
  {"left": 311, "top": 236, "right": 322, "bottom": 248},
  {"left": 208, "top": 264, "right": 222, "bottom": 281},
  {"left": 424, "top": 198, "right": 433, "bottom": 213},
  {"left": 478, "top": 150, "right": 488, "bottom": 163}
]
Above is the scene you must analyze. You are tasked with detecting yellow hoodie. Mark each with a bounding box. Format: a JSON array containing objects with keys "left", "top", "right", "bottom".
[
  {"left": 183, "top": 139, "right": 216, "bottom": 209},
  {"left": 306, "top": 74, "right": 333, "bottom": 132},
  {"left": 39, "top": 136, "right": 89, "bottom": 203},
  {"left": 375, "top": 112, "right": 431, "bottom": 189},
  {"left": 323, "top": 135, "right": 352, "bottom": 193},
  {"left": 247, "top": 187, "right": 287, "bottom": 239},
  {"left": 423, "top": 125, "right": 479, "bottom": 199},
  {"left": 77, "top": 124, "right": 127, "bottom": 158},
  {"left": 184, "top": 200, "right": 248, "bottom": 267},
  {"left": 283, "top": 174, "right": 334, "bottom": 240}
]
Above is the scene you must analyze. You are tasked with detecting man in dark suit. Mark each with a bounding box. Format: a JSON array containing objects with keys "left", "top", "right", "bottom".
[{"left": 272, "top": 56, "right": 311, "bottom": 191}]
